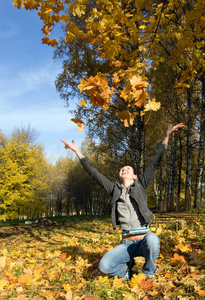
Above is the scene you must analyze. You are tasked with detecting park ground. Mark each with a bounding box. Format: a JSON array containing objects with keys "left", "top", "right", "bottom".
[{"left": 0, "top": 212, "right": 205, "bottom": 300}]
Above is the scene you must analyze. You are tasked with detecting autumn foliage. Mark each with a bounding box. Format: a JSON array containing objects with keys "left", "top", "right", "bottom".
[
  {"left": 0, "top": 214, "right": 205, "bottom": 299},
  {"left": 13, "top": 0, "right": 205, "bottom": 128}
]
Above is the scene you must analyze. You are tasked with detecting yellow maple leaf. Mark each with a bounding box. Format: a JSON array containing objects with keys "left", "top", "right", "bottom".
[
  {"left": 77, "top": 124, "right": 85, "bottom": 132},
  {"left": 63, "top": 283, "right": 71, "bottom": 292},
  {"left": 18, "top": 273, "right": 32, "bottom": 285},
  {"left": 112, "top": 277, "right": 125, "bottom": 289},
  {"left": 97, "top": 275, "right": 110, "bottom": 284},
  {"left": 79, "top": 100, "right": 87, "bottom": 107},
  {"left": 34, "top": 266, "right": 44, "bottom": 278},
  {"left": 174, "top": 243, "right": 190, "bottom": 253},
  {"left": 76, "top": 258, "right": 86, "bottom": 267},
  {"left": 144, "top": 98, "right": 161, "bottom": 112},
  {"left": 13, "top": 0, "right": 24, "bottom": 9},
  {"left": 130, "top": 75, "right": 149, "bottom": 89},
  {"left": 129, "top": 273, "right": 145, "bottom": 288},
  {"left": 112, "top": 72, "right": 120, "bottom": 84},
  {"left": 0, "top": 279, "right": 9, "bottom": 291}
]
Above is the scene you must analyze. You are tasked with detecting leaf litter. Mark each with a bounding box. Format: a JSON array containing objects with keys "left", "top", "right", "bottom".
[{"left": 0, "top": 215, "right": 204, "bottom": 299}]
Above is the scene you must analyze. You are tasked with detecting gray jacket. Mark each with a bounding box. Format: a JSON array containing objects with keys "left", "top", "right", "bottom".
[{"left": 80, "top": 142, "right": 166, "bottom": 230}]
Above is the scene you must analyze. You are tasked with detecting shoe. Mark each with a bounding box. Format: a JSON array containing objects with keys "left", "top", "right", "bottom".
[{"left": 121, "top": 269, "right": 131, "bottom": 280}]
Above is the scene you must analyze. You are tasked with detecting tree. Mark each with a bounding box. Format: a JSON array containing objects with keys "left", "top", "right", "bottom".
[
  {"left": 13, "top": 0, "right": 205, "bottom": 211},
  {"left": 0, "top": 128, "right": 49, "bottom": 220}
]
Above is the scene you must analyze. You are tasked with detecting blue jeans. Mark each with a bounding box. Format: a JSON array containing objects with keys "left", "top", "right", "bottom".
[{"left": 99, "top": 232, "right": 160, "bottom": 277}]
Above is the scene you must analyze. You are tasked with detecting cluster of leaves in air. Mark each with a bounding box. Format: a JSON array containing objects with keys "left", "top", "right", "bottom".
[
  {"left": 0, "top": 214, "right": 205, "bottom": 299},
  {"left": 12, "top": 0, "right": 205, "bottom": 129},
  {"left": 12, "top": 0, "right": 165, "bottom": 129}
]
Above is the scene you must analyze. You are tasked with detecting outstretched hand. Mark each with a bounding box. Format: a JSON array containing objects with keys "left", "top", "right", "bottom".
[
  {"left": 61, "top": 140, "right": 84, "bottom": 159},
  {"left": 164, "top": 123, "right": 184, "bottom": 144},
  {"left": 62, "top": 140, "right": 79, "bottom": 152},
  {"left": 166, "top": 123, "right": 184, "bottom": 137}
]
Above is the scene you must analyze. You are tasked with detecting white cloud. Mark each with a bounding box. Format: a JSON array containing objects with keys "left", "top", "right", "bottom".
[{"left": 0, "top": 61, "right": 61, "bottom": 103}]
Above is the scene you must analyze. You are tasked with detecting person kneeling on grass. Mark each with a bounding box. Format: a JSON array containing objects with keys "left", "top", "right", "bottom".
[{"left": 62, "top": 123, "right": 184, "bottom": 280}]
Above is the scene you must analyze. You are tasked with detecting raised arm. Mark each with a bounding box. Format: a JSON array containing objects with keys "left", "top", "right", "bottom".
[
  {"left": 61, "top": 140, "right": 84, "bottom": 159},
  {"left": 140, "top": 122, "right": 184, "bottom": 189},
  {"left": 62, "top": 139, "right": 115, "bottom": 195}
]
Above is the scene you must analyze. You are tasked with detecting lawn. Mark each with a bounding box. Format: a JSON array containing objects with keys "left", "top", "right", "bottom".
[{"left": 0, "top": 213, "right": 204, "bottom": 299}]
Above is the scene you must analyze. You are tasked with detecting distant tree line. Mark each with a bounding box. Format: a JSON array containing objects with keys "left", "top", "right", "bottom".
[{"left": 0, "top": 121, "right": 204, "bottom": 221}]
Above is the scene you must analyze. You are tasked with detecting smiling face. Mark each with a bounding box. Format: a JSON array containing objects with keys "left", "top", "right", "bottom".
[{"left": 119, "top": 166, "right": 137, "bottom": 183}]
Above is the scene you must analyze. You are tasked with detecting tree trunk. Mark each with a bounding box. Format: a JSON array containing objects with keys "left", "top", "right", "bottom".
[
  {"left": 168, "top": 133, "right": 178, "bottom": 211},
  {"left": 158, "top": 165, "right": 163, "bottom": 212},
  {"left": 138, "top": 115, "right": 145, "bottom": 176},
  {"left": 185, "top": 89, "right": 193, "bottom": 210},
  {"left": 176, "top": 137, "right": 183, "bottom": 211},
  {"left": 164, "top": 150, "right": 170, "bottom": 212},
  {"left": 194, "top": 75, "right": 205, "bottom": 208}
]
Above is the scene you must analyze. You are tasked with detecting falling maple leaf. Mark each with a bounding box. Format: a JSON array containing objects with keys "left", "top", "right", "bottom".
[
  {"left": 77, "top": 124, "right": 85, "bottom": 132},
  {"left": 78, "top": 73, "right": 112, "bottom": 110},
  {"left": 117, "top": 111, "right": 137, "bottom": 127},
  {"left": 70, "top": 118, "right": 85, "bottom": 131},
  {"left": 80, "top": 100, "right": 87, "bottom": 107},
  {"left": 130, "top": 75, "right": 149, "bottom": 89},
  {"left": 144, "top": 98, "right": 161, "bottom": 112}
]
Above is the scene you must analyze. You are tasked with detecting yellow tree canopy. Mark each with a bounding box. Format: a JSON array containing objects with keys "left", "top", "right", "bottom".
[{"left": 0, "top": 136, "right": 49, "bottom": 220}]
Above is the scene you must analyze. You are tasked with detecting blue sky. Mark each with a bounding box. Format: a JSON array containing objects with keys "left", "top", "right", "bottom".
[{"left": 0, "top": 1, "right": 86, "bottom": 164}]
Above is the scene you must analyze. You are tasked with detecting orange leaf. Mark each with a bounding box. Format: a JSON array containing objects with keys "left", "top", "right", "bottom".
[
  {"left": 165, "top": 273, "right": 172, "bottom": 278},
  {"left": 171, "top": 253, "right": 186, "bottom": 264},
  {"left": 139, "top": 279, "right": 154, "bottom": 290},
  {"left": 198, "top": 290, "right": 205, "bottom": 296},
  {"left": 59, "top": 253, "right": 67, "bottom": 260},
  {"left": 70, "top": 118, "right": 84, "bottom": 125},
  {"left": 18, "top": 273, "right": 32, "bottom": 285}
]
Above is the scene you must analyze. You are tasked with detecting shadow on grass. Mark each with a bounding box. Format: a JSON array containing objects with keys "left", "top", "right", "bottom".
[{"left": 0, "top": 215, "right": 111, "bottom": 238}]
